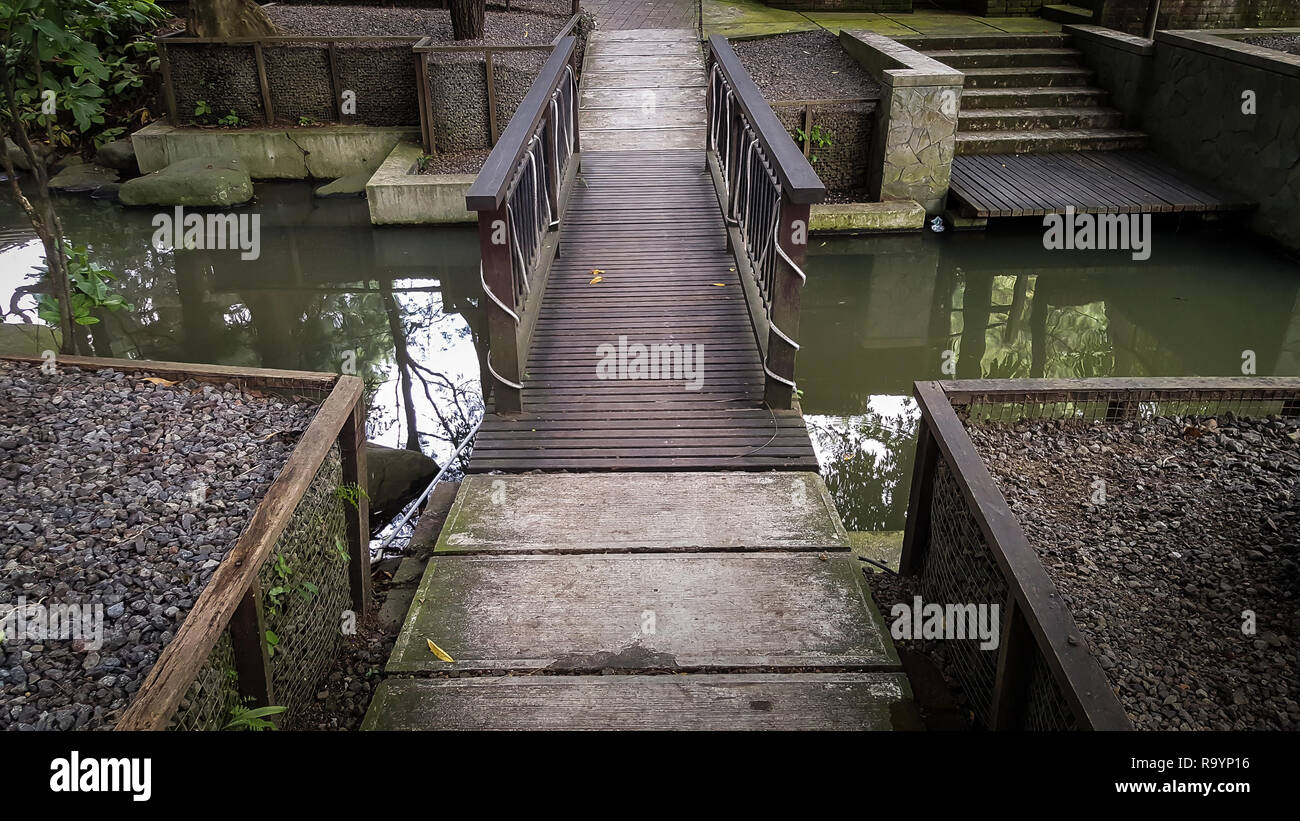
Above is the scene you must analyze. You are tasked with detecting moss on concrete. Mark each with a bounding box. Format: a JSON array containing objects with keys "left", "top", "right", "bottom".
[
  {"left": 810, "top": 200, "right": 925, "bottom": 233},
  {"left": 848, "top": 530, "right": 903, "bottom": 572}
]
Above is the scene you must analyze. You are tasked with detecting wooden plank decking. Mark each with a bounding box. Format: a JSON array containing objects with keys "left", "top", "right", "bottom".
[{"left": 949, "top": 150, "right": 1255, "bottom": 218}]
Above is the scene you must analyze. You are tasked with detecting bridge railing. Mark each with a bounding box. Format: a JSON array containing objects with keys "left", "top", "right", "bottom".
[
  {"left": 705, "top": 35, "right": 826, "bottom": 410},
  {"left": 467, "top": 36, "right": 580, "bottom": 414}
]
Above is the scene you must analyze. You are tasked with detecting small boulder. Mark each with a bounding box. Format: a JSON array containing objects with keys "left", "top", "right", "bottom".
[
  {"left": 95, "top": 138, "right": 139, "bottom": 174},
  {"left": 48, "top": 163, "right": 119, "bottom": 195},
  {"left": 5, "top": 138, "right": 53, "bottom": 171},
  {"left": 118, "top": 157, "right": 253, "bottom": 207},
  {"left": 365, "top": 442, "right": 440, "bottom": 527},
  {"left": 314, "top": 172, "right": 370, "bottom": 199}
]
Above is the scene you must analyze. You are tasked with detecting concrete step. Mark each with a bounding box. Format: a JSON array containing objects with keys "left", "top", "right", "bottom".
[
  {"left": 925, "top": 48, "right": 1085, "bottom": 69},
  {"left": 431, "top": 472, "right": 848, "bottom": 554},
  {"left": 962, "top": 66, "right": 1095, "bottom": 89},
  {"left": 960, "top": 86, "right": 1109, "bottom": 109},
  {"left": 955, "top": 128, "right": 1150, "bottom": 155},
  {"left": 895, "top": 33, "right": 1070, "bottom": 51},
  {"left": 1042, "top": 3, "right": 1095, "bottom": 23},
  {"left": 958, "top": 106, "right": 1126, "bottom": 132},
  {"left": 384, "top": 552, "right": 901, "bottom": 674},
  {"left": 363, "top": 673, "right": 919, "bottom": 730}
]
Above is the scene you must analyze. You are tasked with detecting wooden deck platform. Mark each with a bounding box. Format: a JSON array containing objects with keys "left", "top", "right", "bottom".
[
  {"left": 949, "top": 150, "right": 1255, "bottom": 218},
  {"left": 470, "top": 148, "right": 819, "bottom": 472}
]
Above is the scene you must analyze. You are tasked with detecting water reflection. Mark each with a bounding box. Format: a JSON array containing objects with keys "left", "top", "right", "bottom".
[
  {"left": 802, "top": 230, "right": 1300, "bottom": 531},
  {"left": 4, "top": 190, "right": 1299, "bottom": 527},
  {"left": 0, "top": 183, "right": 487, "bottom": 466}
]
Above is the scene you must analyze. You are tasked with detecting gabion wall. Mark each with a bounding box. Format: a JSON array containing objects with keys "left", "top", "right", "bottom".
[
  {"left": 166, "top": 40, "right": 420, "bottom": 127},
  {"left": 160, "top": 447, "right": 350, "bottom": 731},
  {"left": 773, "top": 103, "right": 876, "bottom": 196},
  {"left": 426, "top": 49, "right": 551, "bottom": 152}
]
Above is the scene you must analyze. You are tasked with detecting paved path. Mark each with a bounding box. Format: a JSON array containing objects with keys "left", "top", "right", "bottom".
[{"left": 584, "top": 0, "right": 699, "bottom": 31}]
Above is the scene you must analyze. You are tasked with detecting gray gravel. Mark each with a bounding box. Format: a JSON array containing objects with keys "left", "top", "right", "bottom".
[
  {"left": 732, "top": 31, "right": 882, "bottom": 103},
  {"left": 266, "top": 5, "right": 566, "bottom": 45},
  {"left": 1243, "top": 34, "right": 1300, "bottom": 56},
  {"left": 419, "top": 148, "right": 490, "bottom": 175},
  {"left": 967, "top": 413, "right": 1300, "bottom": 730},
  {"left": 0, "top": 361, "right": 316, "bottom": 731}
]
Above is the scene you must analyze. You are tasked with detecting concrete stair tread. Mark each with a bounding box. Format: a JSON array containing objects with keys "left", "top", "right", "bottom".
[
  {"left": 386, "top": 552, "right": 900, "bottom": 674},
  {"left": 962, "top": 66, "right": 1092, "bottom": 77},
  {"left": 895, "top": 33, "right": 1070, "bottom": 50},
  {"left": 362, "top": 673, "right": 919, "bottom": 730},
  {"left": 956, "top": 128, "right": 1150, "bottom": 154},
  {"left": 961, "top": 106, "right": 1123, "bottom": 118},
  {"left": 959, "top": 86, "right": 1109, "bottom": 108},
  {"left": 957, "top": 127, "right": 1147, "bottom": 139}
]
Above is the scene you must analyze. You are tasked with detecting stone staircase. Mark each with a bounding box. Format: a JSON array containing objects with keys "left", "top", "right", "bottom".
[{"left": 900, "top": 33, "right": 1148, "bottom": 156}]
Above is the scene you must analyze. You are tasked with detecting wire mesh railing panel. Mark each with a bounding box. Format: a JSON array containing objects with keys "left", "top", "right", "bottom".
[
  {"left": 258, "top": 446, "right": 351, "bottom": 720},
  {"left": 918, "top": 460, "right": 1008, "bottom": 729},
  {"left": 1022, "top": 650, "right": 1081, "bottom": 731},
  {"left": 167, "top": 632, "right": 239, "bottom": 731}
]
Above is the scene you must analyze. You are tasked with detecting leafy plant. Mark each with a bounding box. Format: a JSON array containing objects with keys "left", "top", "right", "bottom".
[
  {"left": 217, "top": 109, "right": 245, "bottom": 128},
  {"left": 297, "top": 115, "right": 319, "bottom": 127},
  {"left": 335, "top": 482, "right": 368, "bottom": 510},
  {"left": 415, "top": 153, "right": 435, "bottom": 173},
  {"left": 35, "top": 245, "right": 134, "bottom": 327},
  {"left": 224, "top": 703, "right": 286, "bottom": 731},
  {"left": 193, "top": 99, "right": 213, "bottom": 119},
  {"left": 332, "top": 534, "right": 349, "bottom": 563},
  {"left": 795, "top": 123, "right": 834, "bottom": 164},
  {"left": 264, "top": 629, "right": 280, "bottom": 658}
]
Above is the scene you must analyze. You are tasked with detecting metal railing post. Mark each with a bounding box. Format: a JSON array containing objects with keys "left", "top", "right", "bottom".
[
  {"left": 764, "top": 191, "right": 808, "bottom": 409},
  {"left": 479, "top": 204, "right": 523, "bottom": 414}
]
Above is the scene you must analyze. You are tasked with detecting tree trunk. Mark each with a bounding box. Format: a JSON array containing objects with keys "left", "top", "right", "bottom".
[
  {"left": 449, "top": 0, "right": 485, "bottom": 40},
  {"left": 187, "top": 0, "right": 280, "bottom": 38}
]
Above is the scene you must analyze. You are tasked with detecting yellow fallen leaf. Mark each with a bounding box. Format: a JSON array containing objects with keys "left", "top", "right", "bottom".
[
  {"left": 711, "top": 283, "right": 728, "bottom": 287},
  {"left": 141, "top": 377, "right": 177, "bottom": 386},
  {"left": 426, "top": 638, "right": 454, "bottom": 663},
  {"left": 589, "top": 275, "right": 603, "bottom": 284},
  {"left": 591, "top": 268, "right": 604, "bottom": 275}
]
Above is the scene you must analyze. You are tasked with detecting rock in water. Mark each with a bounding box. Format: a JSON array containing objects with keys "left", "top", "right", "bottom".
[
  {"left": 365, "top": 442, "right": 440, "bottom": 529},
  {"left": 48, "top": 163, "right": 120, "bottom": 195},
  {"left": 118, "top": 157, "right": 254, "bottom": 207},
  {"left": 95, "top": 138, "right": 139, "bottom": 174},
  {"left": 314, "top": 172, "right": 371, "bottom": 199}
]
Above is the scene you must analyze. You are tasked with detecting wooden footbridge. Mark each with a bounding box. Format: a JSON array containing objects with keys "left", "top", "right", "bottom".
[{"left": 363, "top": 32, "right": 917, "bottom": 731}]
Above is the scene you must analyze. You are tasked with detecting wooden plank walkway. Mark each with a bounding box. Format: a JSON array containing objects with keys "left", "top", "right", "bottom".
[
  {"left": 949, "top": 150, "right": 1256, "bottom": 218},
  {"left": 471, "top": 30, "right": 817, "bottom": 473}
]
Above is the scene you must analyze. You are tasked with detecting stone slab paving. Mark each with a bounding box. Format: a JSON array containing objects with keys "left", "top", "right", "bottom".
[
  {"left": 584, "top": 0, "right": 700, "bottom": 31},
  {"left": 702, "top": 1, "right": 1062, "bottom": 39}
]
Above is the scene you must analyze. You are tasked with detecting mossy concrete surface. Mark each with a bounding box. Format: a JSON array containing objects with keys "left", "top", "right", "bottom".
[
  {"left": 365, "top": 142, "right": 476, "bottom": 225},
  {"left": 703, "top": 3, "right": 1062, "bottom": 38},
  {"left": 131, "top": 120, "right": 419, "bottom": 180},
  {"left": 848, "top": 530, "right": 904, "bottom": 572},
  {"left": 810, "top": 200, "right": 925, "bottom": 233}
]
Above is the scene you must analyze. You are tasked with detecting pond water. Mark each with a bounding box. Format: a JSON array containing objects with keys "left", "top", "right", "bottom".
[{"left": 3, "top": 183, "right": 1298, "bottom": 530}]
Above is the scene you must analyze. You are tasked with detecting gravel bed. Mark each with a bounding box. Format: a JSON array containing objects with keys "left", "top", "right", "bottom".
[
  {"left": 265, "top": 5, "right": 565, "bottom": 45},
  {"left": 0, "top": 362, "right": 316, "bottom": 731},
  {"left": 418, "top": 148, "right": 490, "bottom": 175},
  {"left": 732, "top": 31, "right": 881, "bottom": 103},
  {"left": 1243, "top": 34, "right": 1300, "bottom": 56},
  {"left": 966, "top": 414, "right": 1300, "bottom": 730}
]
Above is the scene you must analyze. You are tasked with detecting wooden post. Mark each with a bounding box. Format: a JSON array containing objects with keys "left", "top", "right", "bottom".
[
  {"left": 253, "top": 43, "right": 275, "bottom": 125},
  {"left": 339, "top": 394, "right": 370, "bottom": 616},
  {"left": 801, "top": 105, "right": 812, "bottom": 158},
  {"left": 572, "top": 0, "right": 580, "bottom": 15},
  {"left": 763, "top": 193, "right": 809, "bottom": 409},
  {"left": 157, "top": 40, "right": 179, "bottom": 124},
  {"left": 990, "top": 595, "right": 1034, "bottom": 730},
  {"left": 328, "top": 42, "right": 343, "bottom": 122},
  {"left": 228, "top": 581, "right": 275, "bottom": 709},
  {"left": 899, "top": 411, "right": 939, "bottom": 576},
  {"left": 485, "top": 50, "right": 500, "bottom": 146},
  {"left": 414, "top": 51, "right": 433, "bottom": 154},
  {"left": 480, "top": 204, "right": 523, "bottom": 413}
]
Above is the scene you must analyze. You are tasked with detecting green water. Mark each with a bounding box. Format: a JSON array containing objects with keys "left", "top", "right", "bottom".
[{"left": 3, "top": 184, "right": 1298, "bottom": 524}]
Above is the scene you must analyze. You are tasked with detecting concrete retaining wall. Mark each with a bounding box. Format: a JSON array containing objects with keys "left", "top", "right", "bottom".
[
  {"left": 1097, "top": 0, "right": 1300, "bottom": 34},
  {"left": 839, "top": 30, "right": 963, "bottom": 215},
  {"left": 366, "top": 142, "right": 476, "bottom": 225}
]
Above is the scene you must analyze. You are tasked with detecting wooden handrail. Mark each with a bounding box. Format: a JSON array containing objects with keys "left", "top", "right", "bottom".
[
  {"left": 466, "top": 37, "right": 578, "bottom": 211},
  {"left": 707, "top": 35, "right": 826, "bottom": 204}
]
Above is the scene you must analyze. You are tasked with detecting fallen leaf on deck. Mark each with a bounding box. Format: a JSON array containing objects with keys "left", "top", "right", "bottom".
[
  {"left": 426, "top": 638, "right": 455, "bottom": 663},
  {"left": 589, "top": 275, "right": 603, "bottom": 284},
  {"left": 711, "top": 283, "right": 728, "bottom": 287}
]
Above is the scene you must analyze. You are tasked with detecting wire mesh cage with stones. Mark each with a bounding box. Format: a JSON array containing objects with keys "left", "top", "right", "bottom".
[
  {"left": 169, "top": 44, "right": 264, "bottom": 125},
  {"left": 258, "top": 446, "right": 351, "bottom": 720},
  {"left": 167, "top": 632, "right": 240, "bottom": 731},
  {"left": 338, "top": 44, "right": 421, "bottom": 126},
  {"left": 917, "top": 460, "right": 1009, "bottom": 729},
  {"left": 1022, "top": 649, "right": 1081, "bottom": 731},
  {"left": 265, "top": 44, "right": 336, "bottom": 125}
]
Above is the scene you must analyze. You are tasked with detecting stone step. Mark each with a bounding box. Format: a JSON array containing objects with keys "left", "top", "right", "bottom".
[
  {"left": 960, "top": 86, "right": 1109, "bottom": 109},
  {"left": 362, "top": 673, "right": 919, "bottom": 730},
  {"left": 962, "top": 66, "right": 1095, "bottom": 89},
  {"left": 433, "top": 472, "right": 848, "bottom": 554},
  {"left": 955, "top": 128, "right": 1150, "bottom": 155},
  {"left": 385, "top": 552, "right": 899, "bottom": 674},
  {"left": 925, "top": 48, "right": 1085, "bottom": 70},
  {"left": 958, "top": 106, "right": 1126, "bottom": 132},
  {"left": 1042, "top": 3, "right": 1095, "bottom": 23},
  {"left": 895, "top": 33, "right": 1071, "bottom": 51}
]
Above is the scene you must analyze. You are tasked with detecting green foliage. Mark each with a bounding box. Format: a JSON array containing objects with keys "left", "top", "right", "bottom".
[
  {"left": 332, "top": 534, "right": 349, "bottom": 563},
  {"left": 191, "top": 100, "right": 247, "bottom": 128},
  {"left": 217, "top": 109, "right": 245, "bottom": 128},
  {"left": 35, "top": 245, "right": 134, "bottom": 327},
  {"left": 0, "top": 0, "right": 166, "bottom": 149},
  {"left": 335, "top": 482, "right": 368, "bottom": 510},
  {"left": 297, "top": 115, "right": 319, "bottom": 127},
  {"left": 415, "top": 153, "right": 435, "bottom": 173},
  {"left": 264, "top": 629, "right": 279, "bottom": 658},
  {"left": 224, "top": 703, "right": 286, "bottom": 731},
  {"left": 795, "top": 124, "right": 833, "bottom": 164}
]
